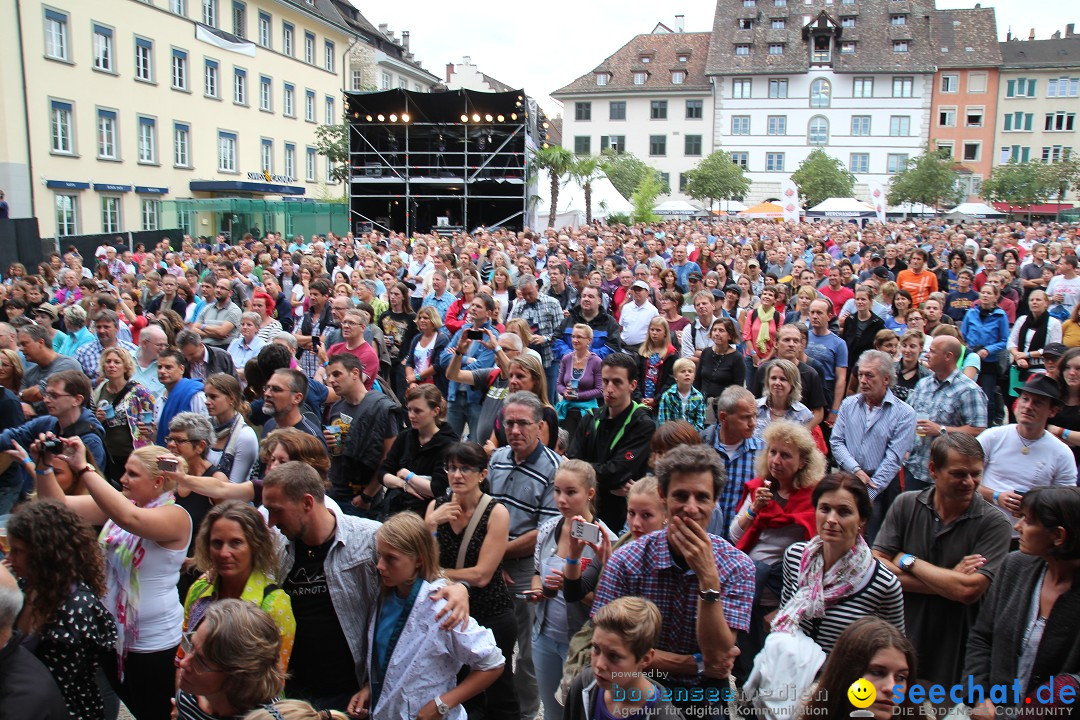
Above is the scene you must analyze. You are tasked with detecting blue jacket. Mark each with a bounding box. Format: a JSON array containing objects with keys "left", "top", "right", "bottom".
[
  {"left": 552, "top": 307, "right": 623, "bottom": 363},
  {"left": 0, "top": 410, "right": 107, "bottom": 472},
  {"left": 960, "top": 306, "right": 1010, "bottom": 362},
  {"left": 439, "top": 322, "right": 497, "bottom": 403}
]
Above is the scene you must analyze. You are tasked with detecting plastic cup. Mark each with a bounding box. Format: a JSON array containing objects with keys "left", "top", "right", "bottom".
[
  {"left": 100, "top": 400, "right": 116, "bottom": 420},
  {"left": 326, "top": 425, "right": 342, "bottom": 456},
  {"left": 915, "top": 412, "right": 929, "bottom": 437},
  {"left": 139, "top": 410, "right": 154, "bottom": 425},
  {"left": 542, "top": 556, "right": 565, "bottom": 598}
]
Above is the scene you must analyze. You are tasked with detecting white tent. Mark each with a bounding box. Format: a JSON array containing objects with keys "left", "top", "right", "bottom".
[
  {"left": 654, "top": 199, "right": 701, "bottom": 216},
  {"left": 532, "top": 176, "right": 631, "bottom": 229},
  {"left": 711, "top": 200, "right": 749, "bottom": 214},
  {"left": 886, "top": 202, "right": 939, "bottom": 217},
  {"left": 945, "top": 202, "right": 1007, "bottom": 221},
  {"left": 804, "top": 197, "right": 876, "bottom": 219}
]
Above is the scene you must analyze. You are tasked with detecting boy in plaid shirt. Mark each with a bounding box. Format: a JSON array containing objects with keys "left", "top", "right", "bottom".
[{"left": 657, "top": 357, "right": 706, "bottom": 431}]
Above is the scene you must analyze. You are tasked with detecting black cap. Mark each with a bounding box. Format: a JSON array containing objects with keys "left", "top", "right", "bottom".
[
  {"left": 711, "top": 289, "right": 726, "bottom": 301},
  {"left": 871, "top": 253, "right": 883, "bottom": 260},
  {"left": 724, "top": 284, "right": 741, "bottom": 295},
  {"left": 1042, "top": 343, "right": 1068, "bottom": 359},
  {"left": 1018, "top": 373, "right": 1061, "bottom": 403},
  {"left": 688, "top": 272, "right": 703, "bottom": 281},
  {"left": 871, "top": 266, "right": 891, "bottom": 279}
]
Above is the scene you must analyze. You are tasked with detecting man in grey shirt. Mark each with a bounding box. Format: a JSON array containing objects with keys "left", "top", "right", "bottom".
[
  {"left": 18, "top": 323, "right": 82, "bottom": 416},
  {"left": 193, "top": 278, "right": 242, "bottom": 348}
]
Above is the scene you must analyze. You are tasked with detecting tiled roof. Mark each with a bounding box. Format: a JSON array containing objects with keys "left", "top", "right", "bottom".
[
  {"left": 704, "top": 0, "right": 937, "bottom": 76},
  {"left": 930, "top": 8, "right": 1001, "bottom": 67},
  {"left": 1000, "top": 36, "right": 1080, "bottom": 69},
  {"left": 552, "top": 31, "right": 712, "bottom": 96}
]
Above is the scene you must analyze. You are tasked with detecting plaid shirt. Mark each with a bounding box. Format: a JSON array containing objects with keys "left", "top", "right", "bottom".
[
  {"left": 706, "top": 433, "right": 763, "bottom": 540},
  {"left": 657, "top": 385, "right": 706, "bottom": 431},
  {"left": 904, "top": 369, "right": 988, "bottom": 485},
  {"left": 74, "top": 339, "right": 138, "bottom": 382},
  {"left": 507, "top": 294, "right": 563, "bottom": 365},
  {"left": 592, "top": 528, "right": 755, "bottom": 686}
]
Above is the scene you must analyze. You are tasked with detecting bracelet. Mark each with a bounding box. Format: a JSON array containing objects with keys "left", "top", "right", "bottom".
[
  {"left": 993, "top": 491, "right": 1000, "bottom": 505},
  {"left": 1065, "top": 429, "right": 1072, "bottom": 440},
  {"left": 746, "top": 507, "right": 757, "bottom": 519},
  {"left": 432, "top": 531, "right": 439, "bottom": 537},
  {"left": 36, "top": 467, "right": 54, "bottom": 475},
  {"left": 829, "top": 409, "right": 838, "bottom": 415},
  {"left": 21, "top": 457, "right": 33, "bottom": 466},
  {"left": 405, "top": 472, "right": 415, "bottom": 484},
  {"left": 564, "top": 557, "right": 580, "bottom": 565}
]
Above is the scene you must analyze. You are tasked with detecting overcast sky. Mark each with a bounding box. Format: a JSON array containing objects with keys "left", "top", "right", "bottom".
[{"left": 351, "top": 1, "right": 1078, "bottom": 116}]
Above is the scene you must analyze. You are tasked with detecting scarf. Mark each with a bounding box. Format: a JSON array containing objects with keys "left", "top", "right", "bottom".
[
  {"left": 755, "top": 305, "right": 775, "bottom": 354},
  {"left": 771, "top": 534, "right": 874, "bottom": 635},
  {"left": 1016, "top": 311, "right": 1050, "bottom": 365},
  {"left": 99, "top": 491, "right": 176, "bottom": 676}
]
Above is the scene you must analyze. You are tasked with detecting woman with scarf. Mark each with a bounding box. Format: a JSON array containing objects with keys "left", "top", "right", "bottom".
[
  {"left": 202, "top": 373, "right": 258, "bottom": 488},
  {"left": 777, "top": 473, "right": 904, "bottom": 654},
  {"left": 92, "top": 346, "right": 156, "bottom": 483},
  {"left": 742, "top": 286, "right": 780, "bottom": 382},
  {"left": 30, "top": 437, "right": 191, "bottom": 720}
]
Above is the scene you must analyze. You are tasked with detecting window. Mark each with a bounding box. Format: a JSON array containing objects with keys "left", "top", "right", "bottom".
[
  {"left": 965, "top": 107, "right": 984, "bottom": 127},
  {"left": 887, "top": 153, "right": 908, "bottom": 173},
  {"left": 733, "top": 78, "right": 752, "bottom": 98},
  {"left": 305, "top": 89, "right": 315, "bottom": 122},
  {"left": 853, "top": 77, "right": 873, "bottom": 98},
  {"left": 172, "top": 0, "right": 187, "bottom": 15},
  {"left": 44, "top": 9, "right": 69, "bottom": 61},
  {"left": 679, "top": 173, "right": 688, "bottom": 192},
  {"left": 659, "top": 173, "right": 670, "bottom": 192},
  {"left": 305, "top": 147, "right": 316, "bottom": 181},
  {"left": 672, "top": 71, "right": 685, "bottom": 85},
  {"left": 808, "top": 116, "right": 828, "bottom": 145},
  {"left": 938, "top": 107, "right": 956, "bottom": 127},
  {"left": 962, "top": 142, "right": 980, "bottom": 162},
  {"left": 97, "top": 109, "right": 118, "bottom": 159},
  {"left": 649, "top": 135, "right": 666, "bottom": 156},
  {"left": 325, "top": 41, "right": 334, "bottom": 72},
  {"left": 325, "top": 160, "right": 335, "bottom": 184},
  {"left": 893, "top": 41, "right": 909, "bottom": 53},
  {"left": 574, "top": 136, "right": 591, "bottom": 155},
  {"left": 599, "top": 135, "right": 626, "bottom": 153},
  {"left": 609, "top": 101, "right": 626, "bottom": 121},
  {"left": 940, "top": 74, "right": 958, "bottom": 93},
  {"left": 1042, "top": 146, "right": 1070, "bottom": 163},
  {"left": 851, "top": 116, "right": 871, "bottom": 136},
  {"left": 839, "top": 41, "right": 856, "bottom": 54},
  {"left": 685, "top": 135, "right": 703, "bottom": 156},
  {"left": 766, "top": 152, "right": 784, "bottom": 172},
  {"left": 284, "top": 143, "right": 296, "bottom": 178},
  {"left": 889, "top": 116, "right": 910, "bottom": 136},
  {"left": 260, "top": 138, "right": 272, "bottom": 172},
  {"left": 234, "top": 68, "right": 247, "bottom": 105},
  {"left": 849, "top": 153, "right": 869, "bottom": 173},
  {"left": 171, "top": 48, "right": 188, "bottom": 89},
  {"left": 735, "top": 45, "right": 750, "bottom": 56},
  {"left": 324, "top": 96, "right": 335, "bottom": 125},
  {"left": 50, "top": 99, "right": 74, "bottom": 154},
  {"left": 968, "top": 72, "right": 987, "bottom": 93},
  {"left": 574, "top": 102, "right": 591, "bottom": 121},
  {"left": 771, "top": 18, "right": 785, "bottom": 29},
  {"left": 1048, "top": 77, "right": 1080, "bottom": 98},
  {"left": 891, "top": 14, "right": 907, "bottom": 24},
  {"left": 202, "top": 0, "right": 217, "bottom": 26},
  {"left": 380, "top": 72, "right": 391, "bottom": 90},
  {"left": 174, "top": 122, "right": 190, "bottom": 167},
  {"left": 768, "top": 79, "right": 788, "bottom": 98},
  {"left": 810, "top": 78, "right": 831, "bottom": 108},
  {"left": 595, "top": 73, "right": 608, "bottom": 86},
  {"left": 55, "top": 194, "right": 78, "bottom": 236},
  {"left": 633, "top": 72, "right": 647, "bottom": 85},
  {"left": 892, "top": 76, "right": 913, "bottom": 98},
  {"left": 936, "top": 141, "right": 954, "bottom": 158},
  {"left": 398, "top": 78, "right": 407, "bottom": 90},
  {"left": 743, "top": 0, "right": 756, "bottom": 6},
  {"left": 730, "top": 152, "right": 749, "bottom": 169},
  {"left": 1004, "top": 111, "right": 1034, "bottom": 132},
  {"left": 141, "top": 199, "right": 160, "bottom": 231},
  {"left": 841, "top": 16, "right": 855, "bottom": 27},
  {"left": 768, "top": 44, "right": 784, "bottom": 55},
  {"left": 135, "top": 37, "right": 153, "bottom": 82},
  {"left": 812, "top": 35, "right": 832, "bottom": 64},
  {"left": 304, "top": 32, "right": 315, "bottom": 64},
  {"left": 686, "top": 100, "right": 703, "bottom": 119},
  {"left": 259, "top": 75, "right": 272, "bottom": 111},
  {"left": 258, "top": 11, "right": 271, "bottom": 48},
  {"left": 677, "top": 55, "right": 688, "bottom": 63},
  {"left": 774, "top": 0, "right": 786, "bottom": 5},
  {"left": 232, "top": 1, "right": 245, "bottom": 37},
  {"left": 101, "top": 196, "right": 121, "bottom": 233},
  {"left": 767, "top": 115, "right": 786, "bottom": 135},
  {"left": 1006, "top": 78, "right": 1037, "bottom": 98},
  {"left": 137, "top": 116, "right": 156, "bottom": 163},
  {"left": 732, "top": 116, "right": 751, "bottom": 135},
  {"left": 282, "top": 22, "right": 293, "bottom": 56},
  {"left": 218, "top": 131, "right": 237, "bottom": 172},
  {"left": 738, "top": 18, "right": 753, "bottom": 30},
  {"left": 351, "top": 70, "right": 363, "bottom": 91},
  {"left": 1045, "top": 112, "right": 1076, "bottom": 132},
  {"left": 640, "top": 54, "right": 652, "bottom": 63},
  {"left": 204, "top": 59, "right": 219, "bottom": 97},
  {"left": 650, "top": 100, "right": 667, "bottom": 120},
  {"left": 93, "top": 24, "right": 114, "bottom": 72},
  {"left": 1001, "top": 145, "right": 1031, "bottom": 163},
  {"left": 283, "top": 83, "right": 295, "bottom": 116}
]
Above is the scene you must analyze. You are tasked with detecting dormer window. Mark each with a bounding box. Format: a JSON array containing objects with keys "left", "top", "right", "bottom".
[
  {"left": 596, "top": 73, "right": 609, "bottom": 86},
  {"left": 672, "top": 71, "right": 686, "bottom": 84},
  {"left": 841, "top": 16, "right": 855, "bottom": 27},
  {"left": 769, "top": 43, "right": 784, "bottom": 55},
  {"left": 812, "top": 35, "right": 832, "bottom": 64},
  {"left": 677, "top": 55, "right": 689, "bottom": 62},
  {"left": 739, "top": 18, "right": 753, "bottom": 30},
  {"left": 893, "top": 40, "right": 909, "bottom": 53},
  {"left": 891, "top": 14, "right": 907, "bottom": 25},
  {"left": 633, "top": 72, "right": 647, "bottom": 85},
  {"left": 640, "top": 55, "right": 651, "bottom": 63},
  {"left": 743, "top": 0, "right": 756, "bottom": 6},
  {"left": 771, "top": 18, "right": 786, "bottom": 29},
  {"left": 735, "top": 45, "right": 751, "bottom": 56},
  {"left": 840, "top": 41, "right": 856, "bottom": 53}
]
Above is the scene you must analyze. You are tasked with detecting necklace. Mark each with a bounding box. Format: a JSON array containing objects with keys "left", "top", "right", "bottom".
[{"left": 1018, "top": 428, "right": 1042, "bottom": 454}]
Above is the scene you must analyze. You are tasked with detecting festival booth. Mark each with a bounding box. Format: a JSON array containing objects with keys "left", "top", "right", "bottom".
[
  {"left": 531, "top": 176, "right": 631, "bottom": 229},
  {"left": 886, "top": 202, "right": 939, "bottom": 218},
  {"left": 738, "top": 201, "right": 786, "bottom": 220},
  {"left": 804, "top": 198, "right": 877, "bottom": 223},
  {"left": 654, "top": 199, "right": 701, "bottom": 218},
  {"left": 945, "top": 202, "right": 1007, "bottom": 222}
]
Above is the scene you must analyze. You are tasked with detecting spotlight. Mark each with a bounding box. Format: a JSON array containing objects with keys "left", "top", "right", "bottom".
[
  {"left": 543, "top": 122, "right": 549, "bottom": 129},
  {"left": 484, "top": 114, "right": 493, "bottom": 122},
  {"left": 353, "top": 112, "right": 359, "bottom": 119},
  {"left": 401, "top": 113, "right": 410, "bottom": 122},
  {"left": 460, "top": 114, "right": 469, "bottom": 122},
  {"left": 517, "top": 95, "right": 523, "bottom": 100},
  {"left": 497, "top": 114, "right": 505, "bottom": 122},
  {"left": 377, "top": 114, "right": 385, "bottom": 122},
  {"left": 510, "top": 113, "right": 517, "bottom": 120},
  {"left": 472, "top": 113, "right": 481, "bottom": 122},
  {"left": 542, "top": 142, "right": 549, "bottom": 149},
  {"left": 389, "top": 113, "right": 398, "bottom": 122},
  {"left": 365, "top": 115, "right": 373, "bottom": 122}
]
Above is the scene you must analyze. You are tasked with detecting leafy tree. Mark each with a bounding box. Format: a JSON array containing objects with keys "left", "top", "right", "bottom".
[
  {"left": 570, "top": 155, "right": 605, "bottom": 225},
  {"left": 1042, "top": 157, "right": 1080, "bottom": 219},
  {"left": 790, "top": 149, "right": 856, "bottom": 208},
  {"left": 981, "top": 161, "right": 1056, "bottom": 223},
  {"left": 600, "top": 151, "right": 652, "bottom": 200},
  {"left": 313, "top": 124, "right": 350, "bottom": 186},
  {"left": 684, "top": 151, "right": 750, "bottom": 209},
  {"left": 532, "top": 145, "right": 575, "bottom": 229},
  {"left": 886, "top": 147, "right": 963, "bottom": 211},
  {"left": 630, "top": 169, "right": 662, "bottom": 224}
]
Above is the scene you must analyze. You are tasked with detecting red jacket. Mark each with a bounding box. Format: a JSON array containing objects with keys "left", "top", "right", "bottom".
[{"left": 734, "top": 478, "right": 816, "bottom": 552}]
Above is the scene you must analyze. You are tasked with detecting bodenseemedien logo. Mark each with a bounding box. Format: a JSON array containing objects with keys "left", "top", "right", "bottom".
[{"left": 847, "top": 678, "right": 876, "bottom": 717}]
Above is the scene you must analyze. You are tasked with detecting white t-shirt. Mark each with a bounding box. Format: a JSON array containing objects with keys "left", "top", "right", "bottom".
[
  {"left": 1046, "top": 274, "right": 1080, "bottom": 315},
  {"left": 978, "top": 425, "right": 1077, "bottom": 530},
  {"left": 619, "top": 301, "right": 659, "bottom": 346}
]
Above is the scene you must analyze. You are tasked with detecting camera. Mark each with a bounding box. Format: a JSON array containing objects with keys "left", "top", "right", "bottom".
[
  {"left": 467, "top": 329, "right": 484, "bottom": 340},
  {"left": 42, "top": 438, "right": 64, "bottom": 453}
]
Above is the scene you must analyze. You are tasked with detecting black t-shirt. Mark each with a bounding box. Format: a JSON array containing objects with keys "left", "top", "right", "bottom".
[
  {"left": 327, "top": 394, "right": 399, "bottom": 499},
  {"left": 283, "top": 535, "right": 358, "bottom": 698}
]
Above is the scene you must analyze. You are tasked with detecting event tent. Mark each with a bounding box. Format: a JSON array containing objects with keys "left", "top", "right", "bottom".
[
  {"left": 711, "top": 200, "right": 749, "bottom": 215},
  {"left": 531, "top": 176, "right": 631, "bottom": 229},
  {"left": 944, "top": 202, "right": 1007, "bottom": 222},
  {"left": 738, "top": 201, "right": 785, "bottom": 219},
  {"left": 886, "top": 202, "right": 939, "bottom": 217},
  {"left": 654, "top": 199, "right": 701, "bottom": 216},
  {"left": 804, "top": 198, "right": 876, "bottom": 219}
]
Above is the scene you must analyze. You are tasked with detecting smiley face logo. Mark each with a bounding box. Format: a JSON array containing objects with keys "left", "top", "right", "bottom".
[{"left": 848, "top": 678, "right": 876, "bottom": 709}]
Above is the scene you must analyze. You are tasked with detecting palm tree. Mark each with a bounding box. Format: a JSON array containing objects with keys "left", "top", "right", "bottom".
[
  {"left": 532, "top": 145, "right": 575, "bottom": 229},
  {"left": 571, "top": 155, "right": 605, "bottom": 225}
]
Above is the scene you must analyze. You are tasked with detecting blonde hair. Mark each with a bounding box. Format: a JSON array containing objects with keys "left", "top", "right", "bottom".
[
  {"left": 243, "top": 701, "right": 348, "bottom": 720},
  {"left": 638, "top": 316, "right": 672, "bottom": 359},
  {"left": 130, "top": 445, "right": 187, "bottom": 491},
  {"left": 197, "top": 600, "right": 285, "bottom": 711},
  {"left": 672, "top": 357, "right": 696, "bottom": 375},
  {"left": 376, "top": 512, "right": 442, "bottom": 586},
  {"left": 572, "top": 323, "right": 594, "bottom": 341},
  {"left": 508, "top": 354, "right": 552, "bottom": 409},
  {"left": 761, "top": 358, "right": 802, "bottom": 405},
  {"left": 98, "top": 346, "right": 136, "bottom": 381},
  {"left": 593, "top": 596, "right": 663, "bottom": 660},
  {"left": 754, "top": 419, "right": 826, "bottom": 490},
  {"left": 416, "top": 305, "right": 443, "bottom": 330},
  {"left": 628, "top": 474, "right": 661, "bottom": 502},
  {"left": 0, "top": 348, "right": 23, "bottom": 392}
]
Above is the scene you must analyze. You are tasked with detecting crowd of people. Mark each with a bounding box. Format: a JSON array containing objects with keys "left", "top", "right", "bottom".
[{"left": 0, "top": 216, "right": 1078, "bottom": 720}]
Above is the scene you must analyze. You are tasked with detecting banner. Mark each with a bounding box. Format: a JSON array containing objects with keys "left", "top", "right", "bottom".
[
  {"left": 196, "top": 24, "right": 257, "bottom": 57},
  {"left": 868, "top": 182, "right": 887, "bottom": 224},
  {"left": 780, "top": 179, "right": 800, "bottom": 223}
]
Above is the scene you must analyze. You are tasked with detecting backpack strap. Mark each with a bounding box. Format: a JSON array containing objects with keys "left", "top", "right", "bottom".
[{"left": 455, "top": 494, "right": 493, "bottom": 570}]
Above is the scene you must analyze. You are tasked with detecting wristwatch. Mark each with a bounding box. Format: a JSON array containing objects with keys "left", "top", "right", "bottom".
[
  {"left": 898, "top": 554, "right": 917, "bottom": 573},
  {"left": 435, "top": 696, "right": 450, "bottom": 716},
  {"left": 938, "top": 425, "right": 948, "bottom": 437},
  {"left": 698, "top": 588, "right": 721, "bottom": 604}
]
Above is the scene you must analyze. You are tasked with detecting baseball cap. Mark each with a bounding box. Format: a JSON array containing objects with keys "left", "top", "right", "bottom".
[
  {"left": 872, "top": 267, "right": 891, "bottom": 279},
  {"left": 688, "top": 272, "right": 703, "bottom": 282},
  {"left": 1042, "top": 343, "right": 1068, "bottom": 359},
  {"left": 631, "top": 280, "right": 650, "bottom": 291},
  {"left": 871, "top": 253, "right": 883, "bottom": 260},
  {"left": 1018, "top": 374, "right": 1061, "bottom": 403}
]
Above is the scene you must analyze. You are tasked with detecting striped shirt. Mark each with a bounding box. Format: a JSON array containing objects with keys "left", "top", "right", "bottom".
[
  {"left": 780, "top": 541, "right": 905, "bottom": 653},
  {"left": 507, "top": 294, "right": 564, "bottom": 365},
  {"left": 830, "top": 390, "right": 917, "bottom": 500},
  {"left": 73, "top": 339, "right": 138, "bottom": 382},
  {"left": 705, "top": 432, "right": 764, "bottom": 541},
  {"left": 904, "top": 369, "right": 988, "bottom": 485},
  {"left": 487, "top": 441, "right": 560, "bottom": 539}
]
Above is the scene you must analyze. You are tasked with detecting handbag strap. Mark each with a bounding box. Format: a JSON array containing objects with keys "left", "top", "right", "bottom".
[{"left": 456, "top": 494, "right": 493, "bottom": 569}]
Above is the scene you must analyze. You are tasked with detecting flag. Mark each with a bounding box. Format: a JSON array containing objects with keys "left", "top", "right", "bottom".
[{"left": 780, "top": 179, "right": 800, "bottom": 223}]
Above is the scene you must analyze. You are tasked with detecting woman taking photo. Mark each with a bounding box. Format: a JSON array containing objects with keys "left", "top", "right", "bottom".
[
  {"left": 93, "top": 346, "right": 156, "bottom": 482},
  {"left": 183, "top": 501, "right": 294, "bottom": 671},
  {"left": 635, "top": 316, "right": 677, "bottom": 412},
  {"left": 490, "top": 355, "right": 558, "bottom": 451},
  {"left": 175, "top": 600, "right": 285, "bottom": 720},
  {"left": 884, "top": 289, "right": 914, "bottom": 334},
  {"left": 964, "top": 486, "right": 1080, "bottom": 717},
  {"left": 379, "top": 384, "right": 459, "bottom": 517},
  {"left": 203, "top": 374, "right": 258, "bottom": 487},
  {"left": 347, "top": 512, "right": 504, "bottom": 720},
  {"left": 425, "top": 442, "right": 518, "bottom": 720},
  {"left": 404, "top": 306, "right": 449, "bottom": 396},
  {"left": 31, "top": 438, "right": 191, "bottom": 720},
  {"left": 3, "top": 501, "right": 117, "bottom": 720},
  {"left": 753, "top": 359, "right": 813, "bottom": 439},
  {"left": 556, "top": 324, "right": 603, "bottom": 435},
  {"left": 777, "top": 473, "right": 904, "bottom": 653},
  {"left": 695, "top": 317, "right": 745, "bottom": 411}
]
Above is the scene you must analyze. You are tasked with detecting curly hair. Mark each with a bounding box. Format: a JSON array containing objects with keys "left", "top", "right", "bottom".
[
  {"left": 193, "top": 501, "right": 279, "bottom": 579},
  {"left": 6, "top": 500, "right": 106, "bottom": 624},
  {"left": 754, "top": 419, "right": 827, "bottom": 490}
]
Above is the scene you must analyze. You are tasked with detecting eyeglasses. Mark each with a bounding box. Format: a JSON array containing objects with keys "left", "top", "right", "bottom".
[
  {"left": 180, "top": 630, "right": 219, "bottom": 674},
  {"left": 265, "top": 385, "right": 290, "bottom": 393},
  {"left": 447, "top": 465, "right": 482, "bottom": 475},
  {"left": 165, "top": 436, "right": 194, "bottom": 445},
  {"left": 42, "top": 390, "right": 73, "bottom": 400}
]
